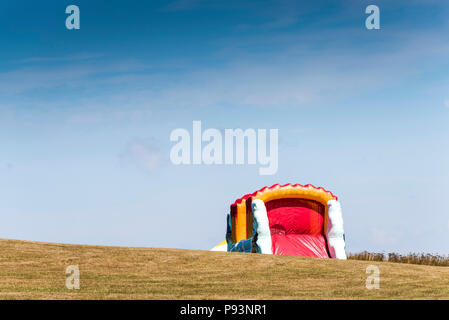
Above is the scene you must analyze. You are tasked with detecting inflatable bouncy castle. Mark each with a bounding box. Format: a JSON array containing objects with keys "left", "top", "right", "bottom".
[{"left": 212, "top": 184, "right": 347, "bottom": 259}]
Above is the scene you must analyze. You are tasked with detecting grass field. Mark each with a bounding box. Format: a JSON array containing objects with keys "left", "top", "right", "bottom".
[{"left": 0, "top": 238, "right": 448, "bottom": 299}]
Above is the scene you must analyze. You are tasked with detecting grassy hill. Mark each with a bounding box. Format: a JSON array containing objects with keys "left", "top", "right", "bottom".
[{"left": 0, "top": 238, "right": 448, "bottom": 299}]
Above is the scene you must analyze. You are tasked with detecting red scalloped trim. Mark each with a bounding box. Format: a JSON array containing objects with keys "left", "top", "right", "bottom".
[{"left": 231, "top": 183, "right": 337, "bottom": 206}]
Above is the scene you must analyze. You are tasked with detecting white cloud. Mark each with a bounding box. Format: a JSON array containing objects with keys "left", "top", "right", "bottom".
[{"left": 120, "top": 139, "right": 164, "bottom": 172}]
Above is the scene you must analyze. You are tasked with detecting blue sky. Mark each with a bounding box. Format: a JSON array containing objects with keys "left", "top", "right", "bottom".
[{"left": 1, "top": 0, "right": 449, "bottom": 254}]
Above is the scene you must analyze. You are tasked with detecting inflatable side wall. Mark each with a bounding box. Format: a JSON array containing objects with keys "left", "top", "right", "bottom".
[{"left": 326, "top": 200, "right": 347, "bottom": 259}]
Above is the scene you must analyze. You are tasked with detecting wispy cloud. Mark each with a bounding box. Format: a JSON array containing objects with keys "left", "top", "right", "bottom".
[
  {"left": 161, "top": 0, "right": 204, "bottom": 11},
  {"left": 2, "top": 5, "right": 449, "bottom": 113},
  {"left": 0, "top": 59, "right": 149, "bottom": 95},
  {"left": 17, "top": 53, "right": 104, "bottom": 64},
  {"left": 67, "top": 107, "right": 153, "bottom": 124},
  {"left": 119, "top": 139, "right": 165, "bottom": 172},
  {"left": 160, "top": 0, "right": 260, "bottom": 12}
]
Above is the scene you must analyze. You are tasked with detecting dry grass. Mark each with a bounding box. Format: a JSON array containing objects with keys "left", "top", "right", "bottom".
[
  {"left": 0, "top": 238, "right": 448, "bottom": 299},
  {"left": 349, "top": 251, "right": 449, "bottom": 267}
]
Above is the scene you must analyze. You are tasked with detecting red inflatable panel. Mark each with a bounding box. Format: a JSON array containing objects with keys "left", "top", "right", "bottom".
[
  {"left": 266, "top": 198, "right": 330, "bottom": 258},
  {"left": 271, "top": 234, "right": 330, "bottom": 257}
]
